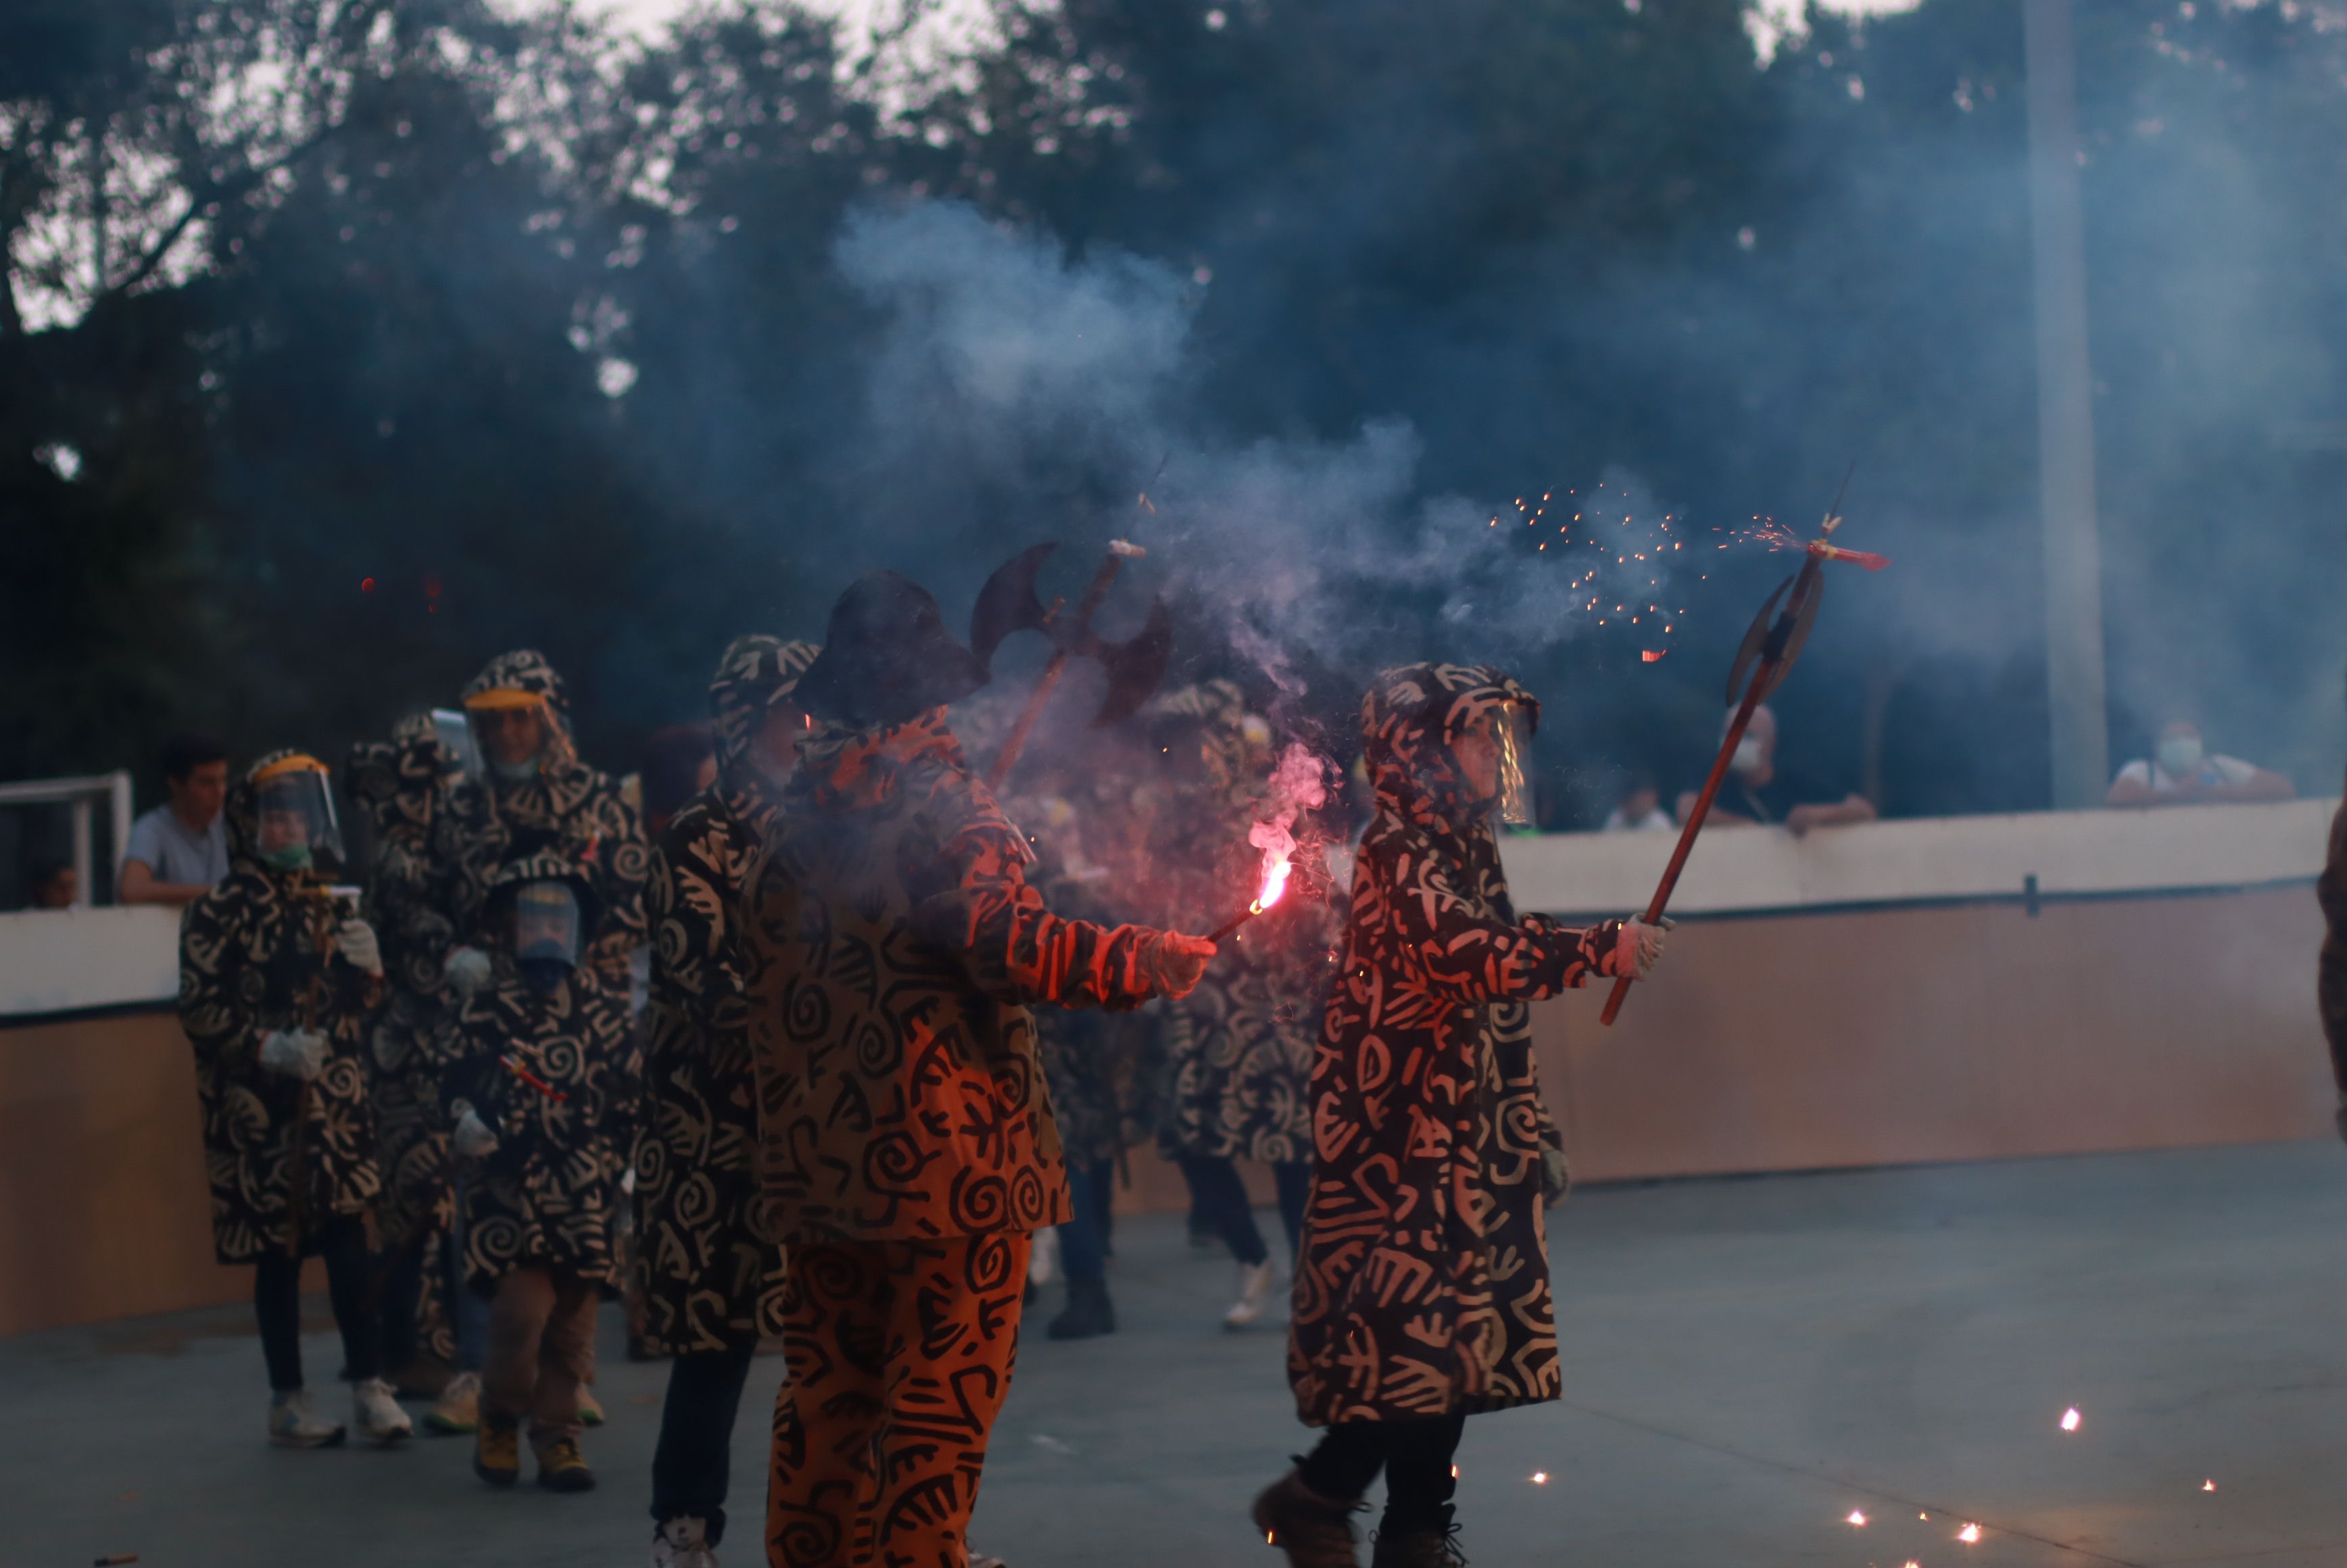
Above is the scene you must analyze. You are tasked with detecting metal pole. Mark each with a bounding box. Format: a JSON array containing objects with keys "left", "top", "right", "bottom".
[
  {"left": 69, "top": 798, "right": 93, "bottom": 910},
  {"left": 107, "top": 770, "right": 132, "bottom": 904},
  {"left": 2024, "top": 0, "right": 2110, "bottom": 808}
]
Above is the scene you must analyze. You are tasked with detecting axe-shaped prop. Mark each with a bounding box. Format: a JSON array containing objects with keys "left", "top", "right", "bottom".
[
  {"left": 973, "top": 539, "right": 1174, "bottom": 789},
  {"left": 1600, "top": 489, "right": 1887, "bottom": 1027}
]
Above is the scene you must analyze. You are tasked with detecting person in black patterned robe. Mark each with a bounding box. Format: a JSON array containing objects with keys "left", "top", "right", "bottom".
[
  {"left": 634, "top": 633, "right": 817, "bottom": 1567},
  {"left": 422, "top": 850, "right": 641, "bottom": 1494},
  {"left": 1148, "top": 681, "right": 1338, "bottom": 1331},
  {"left": 178, "top": 748, "right": 412, "bottom": 1448},
  {"left": 1252, "top": 664, "right": 1667, "bottom": 1568},
  {"left": 345, "top": 713, "right": 479, "bottom": 1412}
]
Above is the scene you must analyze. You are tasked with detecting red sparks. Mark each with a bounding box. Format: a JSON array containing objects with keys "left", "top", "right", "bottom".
[{"left": 1641, "top": 650, "right": 1668, "bottom": 663}]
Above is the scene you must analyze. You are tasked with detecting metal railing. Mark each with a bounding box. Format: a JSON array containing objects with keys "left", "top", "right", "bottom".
[{"left": 0, "top": 772, "right": 135, "bottom": 908}]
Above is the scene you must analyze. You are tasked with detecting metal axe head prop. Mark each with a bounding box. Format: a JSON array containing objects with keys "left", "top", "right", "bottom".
[{"left": 971, "top": 540, "right": 1173, "bottom": 729}]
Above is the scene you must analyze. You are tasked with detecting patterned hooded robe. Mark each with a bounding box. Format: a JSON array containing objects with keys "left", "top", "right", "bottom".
[
  {"left": 633, "top": 635, "right": 818, "bottom": 1354},
  {"left": 2320, "top": 762, "right": 2347, "bottom": 1092},
  {"left": 425, "top": 852, "right": 642, "bottom": 1287},
  {"left": 1151, "top": 681, "right": 1335, "bottom": 1167},
  {"left": 1009, "top": 784, "right": 1167, "bottom": 1173},
  {"left": 1288, "top": 664, "right": 1625, "bottom": 1427},
  {"left": 435, "top": 650, "right": 649, "bottom": 991},
  {"left": 345, "top": 714, "right": 468, "bottom": 1250},
  {"left": 178, "top": 750, "right": 386, "bottom": 1263},
  {"left": 742, "top": 710, "right": 1174, "bottom": 1245}
]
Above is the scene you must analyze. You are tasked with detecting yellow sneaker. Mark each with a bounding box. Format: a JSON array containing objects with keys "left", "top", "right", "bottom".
[
  {"left": 536, "top": 1437, "right": 598, "bottom": 1493},
  {"left": 473, "top": 1419, "right": 520, "bottom": 1488}
]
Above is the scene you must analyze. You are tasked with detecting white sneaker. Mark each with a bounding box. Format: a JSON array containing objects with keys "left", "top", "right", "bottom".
[
  {"left": 651, "top": 1516, "right": 719, "bottom": 1568},
  {"left": 267, "top": 1389, "right": 346, "bottom": 1448},
  {"left": 352, "top": 1377, "right": 413, "bottom": 1444},
  {"left": 1223, "top": 1258, "right": 1278, "bottom": 1329}
]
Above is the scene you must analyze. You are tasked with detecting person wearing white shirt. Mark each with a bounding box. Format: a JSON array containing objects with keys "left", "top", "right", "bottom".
[{"left": 2106, "top": 720, "right": 2294, "bottom": 808}]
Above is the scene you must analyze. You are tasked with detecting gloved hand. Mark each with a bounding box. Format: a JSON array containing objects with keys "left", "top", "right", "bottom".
[
  {"left": 1603, "top": 917, "right": 1673, "bottom": 981},
  {"left": 258, "top": 1028, "right": 328, "bottom": 1082},
  {"left": 1143, "top": 932, "right": 1217, "bottom": 1000},
  {"left": 452, "top": 1105, "right": 500, "bottom": 1160},
  {"left": 1541, "top": 1146, "right": 1572, "bottom": 1208},
  {"left": 443, "top": 946, "right": 493, "bottom": 999},
  {"left": 370, "top": 1022, "right": 406, "bottom": 1073},
  {"left": 335, "top": 918, "right": 383, "bottom": 978}
]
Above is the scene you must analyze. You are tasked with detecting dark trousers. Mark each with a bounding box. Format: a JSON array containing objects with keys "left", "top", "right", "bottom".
[
  {"left": 650, "top": 1343, "right": 757, "bottom": 1542},
  {"left": 1297, "top": 1414, "right": 1468, "bottom": 1537},
  {"left": 1057, "top": 1158, "right": 1119, "bottom": 1285},
  {"left": 378, "top": 1242, "right": 425, "bottom": 1371},
  {"left": 253, "top": 1215, "right": 381, "bottom": 1392},
  {"left": 1177, "top": 1153, "right": 1309, "bottom": 1267}
]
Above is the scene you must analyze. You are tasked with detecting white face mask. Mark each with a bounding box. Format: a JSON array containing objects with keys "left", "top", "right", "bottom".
[
  {"left": 2156, "top": 735, "right": 2204, "bottom": 779},
  {"left": 1731, "top": 736, "right": 1766, "bottom": 778}
]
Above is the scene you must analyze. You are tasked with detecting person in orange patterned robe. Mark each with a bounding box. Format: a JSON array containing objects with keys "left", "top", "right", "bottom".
[
  {"left": 743, "top": 571, "right": 1215, "bottom": 1568},
  {"left": 1253, "top": 664, "right": 1667, "bottom": 1568}
]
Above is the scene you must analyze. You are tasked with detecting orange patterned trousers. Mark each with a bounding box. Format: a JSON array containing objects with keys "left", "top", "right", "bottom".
[{"left": 767, "top": 1232, "right": 1030, "bottom": 1568}]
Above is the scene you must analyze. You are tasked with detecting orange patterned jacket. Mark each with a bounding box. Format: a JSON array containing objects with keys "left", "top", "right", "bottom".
[{"left": 743, "top": 710, "right": 1171, "bottom": 1242}]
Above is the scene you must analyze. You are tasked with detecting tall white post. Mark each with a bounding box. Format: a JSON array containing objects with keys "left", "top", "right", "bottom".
[{"left": 2025, "top": 0, "right": 2110, "bottom": 808}]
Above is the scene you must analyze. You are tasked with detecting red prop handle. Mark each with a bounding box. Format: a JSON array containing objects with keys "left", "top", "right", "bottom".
[{"left": 1599, "top": 667, "right": 1774, "bottom": 1026}]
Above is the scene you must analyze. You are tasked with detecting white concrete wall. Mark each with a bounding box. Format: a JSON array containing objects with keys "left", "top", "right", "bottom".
[
  {"left": 1500, "top": 798, "right": 2337, "bottom": 918},
  {"left": 0, "top": 905, "right": 183, "bottom": 1019}
]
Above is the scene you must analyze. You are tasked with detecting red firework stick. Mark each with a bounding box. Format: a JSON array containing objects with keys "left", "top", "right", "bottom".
[
  {"left": 1205, "top": 904, "right": 1259, "bottom": 944},
  {"left": 502, "top": 1054, "right": 568, "bottom": 1102}
]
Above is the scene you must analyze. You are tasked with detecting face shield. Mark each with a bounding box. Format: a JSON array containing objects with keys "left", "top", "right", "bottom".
[
  {"left": 1492, "top": 702, "right": 1536, "bottom": 829},
  {"left": 431, "top": 708, "right": 484, "bottom": 783},
  {"left": 464, "top": 688, "right": 566, "bottom": 784},
  {"left": 252, "top": 756, "right": 344, "bottom": 874},
  {"left": 511, "top": 879, "right": 582, "bottom": 995}
]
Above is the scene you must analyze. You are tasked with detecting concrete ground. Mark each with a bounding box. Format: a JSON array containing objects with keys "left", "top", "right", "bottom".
[{"left": 10, "top": 1142, "right": 2347, "bottom": 1567}]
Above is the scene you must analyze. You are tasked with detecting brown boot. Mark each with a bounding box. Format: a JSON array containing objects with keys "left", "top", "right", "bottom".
[
  {"left": 1370, "top": 1523, "right": 1468, "bottom": 1567},
  {"left": 1253, "top": 1471, "right": 1366, "bottom": 1568}
]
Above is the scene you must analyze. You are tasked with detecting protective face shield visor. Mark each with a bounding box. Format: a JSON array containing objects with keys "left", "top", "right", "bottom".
[
  {"left": 1491, "top": 702, "right": 1536, "bottom": 829},
  {"left": 252, "top": 756, "right": 344, "bottom": 873},
  {"left": 512, "top": 879, "right": 582, "bottom": 994},
  {"left": 431, "top": 708, "right": 484, "bottom": 783},
  {"left": 464, "top": 689, "right": 567, "bottom": 783}
]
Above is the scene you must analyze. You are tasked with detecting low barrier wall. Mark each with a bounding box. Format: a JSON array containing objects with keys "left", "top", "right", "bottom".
[{"left": 2, "top": 801, "right": 2334, "bottom": 1334}]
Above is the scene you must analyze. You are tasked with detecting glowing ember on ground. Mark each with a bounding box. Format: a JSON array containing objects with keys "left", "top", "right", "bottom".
[
  {"left": 1845, "top": 1510, "right": 1866, "bottom": 1526},
  {"left": 1958, "top": 1521, "right": 1983, "bottom": 1543},
  {"left": 2060, "top": 1407, "right": 2082, "bottom": 1431}
]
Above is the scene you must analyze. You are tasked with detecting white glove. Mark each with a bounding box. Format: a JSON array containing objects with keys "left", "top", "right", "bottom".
[
  {"left": 335, "top": 918, "right": 383, "bottom": 978},
  {"left": 452, "top": 1105, "right": 500, "bottom": 1160},
  {"left": 258, "top": 1028, "right": 328, "bottom": 1082},
  {"left": 1609, "top": 917, "right": 1672, "bottom": 981},
  {"left": 370, "top": 1022, "right": 406, "bottom": 1073},
  {"left": 443, "top": 946, "right": 493, "bottom": 998}
]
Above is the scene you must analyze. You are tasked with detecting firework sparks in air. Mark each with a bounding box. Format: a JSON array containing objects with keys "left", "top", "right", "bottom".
[
  {"left": 1845, "top": 1510, "right": 1867, "bottom": 1527},
  {"left": 2060, "top": 1407, "right": 2082, "bottom": 1432},
  {"left": 1487, "top": 477, "right": 1693, "bottom": 658},
  {"left": 1958, "top": 1521, "right": 1983, "bottom": 1543}
]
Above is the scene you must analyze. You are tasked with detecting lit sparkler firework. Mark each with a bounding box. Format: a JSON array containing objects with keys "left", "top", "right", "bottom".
[
  {"left": 1489, "top": 478, "right": 1693, "bottom": 657},
  {"left": 1205, "top": 745, "right": 1327, "bottom": 945}
]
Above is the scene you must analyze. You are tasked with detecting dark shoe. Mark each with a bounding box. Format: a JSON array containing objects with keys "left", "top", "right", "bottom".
[
  {"left": 1370, "top": 1515, "right": 1468, "bottom": 1567},
  {"left": 1047, "top": 1278, "right": 1117, "bottom": 1341},
  {"left": 1253, "top": 1471, "right": 1365, "bottom": 1567},
  {"left": 390, "top": 1352, "right": 454, "bottom": 1400},
  {"left": 535, "top": 1437, "right": 598, "bottom": 1492},
  {"left": 474, "top": 1418, "right": 521, "bottom": 1488}
]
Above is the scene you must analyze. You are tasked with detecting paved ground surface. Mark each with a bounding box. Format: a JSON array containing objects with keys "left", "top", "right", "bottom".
[{"left": 11, "top": 1142, "right": 2347, "bottom": 1567}]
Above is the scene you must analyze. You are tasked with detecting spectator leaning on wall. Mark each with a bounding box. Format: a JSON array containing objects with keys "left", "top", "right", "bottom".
[
  {"left": 2106, "top": 719, "right": 2295, "bottom": 808},
  {"left": 1680, "top": 704, "right": 1877, "bottom": 837},
  {"left": 28, "top": 859, "right": 78, "bottom": 909},
  {"left": 122, "top": 734, "right": 231, "bottom": 904}
]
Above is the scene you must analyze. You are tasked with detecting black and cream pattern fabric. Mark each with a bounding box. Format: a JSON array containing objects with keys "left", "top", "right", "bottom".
[
  {"left": 633, "top": 635, "right": 817, "bottom": 1354},
  {"left": 1287, "top": 664, "right": 1626, "bottom": 1427},
  {"left": 179, "top": 750, "right": 386, "bottom": 1263},
  {"left": 425, "top": 854, "right": 642, "bottom": 1288}
]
